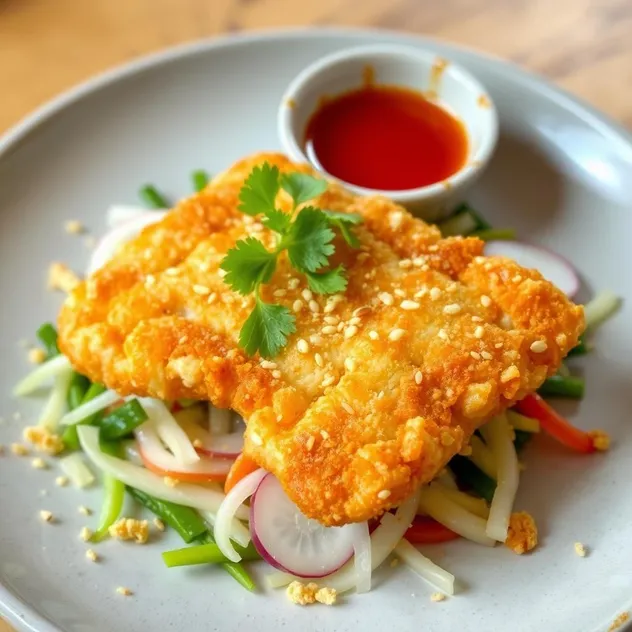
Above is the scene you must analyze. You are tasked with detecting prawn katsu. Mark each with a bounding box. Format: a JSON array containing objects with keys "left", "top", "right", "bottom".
[{"left": 58, "top": 152, "right": 584, "bottom": 526}]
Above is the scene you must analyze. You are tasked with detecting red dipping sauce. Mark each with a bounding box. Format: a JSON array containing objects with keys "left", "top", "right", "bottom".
[{"left": 304, "top": 85, "right": 468, "bottom": 191}]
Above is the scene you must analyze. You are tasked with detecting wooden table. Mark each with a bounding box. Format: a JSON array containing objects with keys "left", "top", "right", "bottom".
[{"left": 1, "top": 0, "right": 630, "bottom": 629}]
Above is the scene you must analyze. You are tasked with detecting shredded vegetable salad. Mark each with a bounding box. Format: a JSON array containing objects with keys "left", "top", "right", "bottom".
[{"left": 12, "top": 179, "right": 620, "bottom": 605}]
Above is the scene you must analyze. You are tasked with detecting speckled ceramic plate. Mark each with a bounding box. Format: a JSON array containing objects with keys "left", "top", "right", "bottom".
[{"left": 1, "top": 28, "right": 631, "bottom": 632}]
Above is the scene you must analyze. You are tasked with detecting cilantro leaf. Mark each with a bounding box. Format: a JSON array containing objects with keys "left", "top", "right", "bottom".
[
  {"left": 240, "top": 299, "right": 296, "bottom": 358},
  {"left": 238, "top": 163, "right": 280, "bottom": 216},
  {"left": 305, "top": 266, "right": 348, "bottom": 294},
  {"left": 322, "top": 210, "right": 363, "bottom": 247},
  {"left": 280, "top": 173, "right": 327, "bottom": 206},
  {"left": 220, "top": 237, "right": 277, "bottom": 295},
  {"left": 262, "top": 208, "right": 292, "bottom": 235},
  {"left": 284, "top": 207, "right": 335, "bottom": 273}
]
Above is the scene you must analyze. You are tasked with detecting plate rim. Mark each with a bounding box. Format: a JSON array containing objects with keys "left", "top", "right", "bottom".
[{"left": 1, "top": 26, "right": 631, "bottom": 632}]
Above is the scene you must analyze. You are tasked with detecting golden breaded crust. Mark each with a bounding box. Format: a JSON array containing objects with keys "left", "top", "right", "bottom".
[{"left": 58, "top": 152, "right": 584, "bottom": 525}]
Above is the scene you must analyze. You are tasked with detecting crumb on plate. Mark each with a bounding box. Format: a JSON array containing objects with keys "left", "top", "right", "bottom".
[
  {"left": 430, "top": 592, "right": 446, "bottom": 602},
  {"left": 116, "top": 586, "right": 133, "bottom": 597},
  {"left": 109, "top": 517, "right": 149, "bottom": 544},
  {"left": 47, "top": 262, "right": 81, "bottom": 293},
  {"left": 78, "top": 505, "right": 92, "bottom": 516},
  {"left": 163, "top": 476, "right": 179, "bottom": 488},
  {"left": 286, "top": 581, "right": 337, "bottom": 606},
  {"left": 588, "top": 429, "right": 610, "bottom": 451},
  {"left": 86, "top": 548, "right": 99, "bottom": 562},
  {"left": 31, "top": 457, "right": 47, "bottom": 469},
  {"left": 609, "top": 612, "right": 630, "bottom": 632},
  {"left": 64, "top": 220, "right": 85, "bottom": 235},
  {"left": 55, "top": 476, "right": 69, "bottom": 487},
  {"left": 28, "top": 348, "right": 47, "bottom": 364},
  {"left": 80, "top": 527, "right": 93, "bottom": 541},
  {"left": 153, "top": 518, "right": 165, "bottom": 531},
  {"left": 39, "top": 510, "right": 53, "bottom": 523},
  {"left": 23, "top": 426, "right": 64, "bottom": 455},
  {"left": 574, "top": 542, "right": 587, "bottom": 557},
  {"left": 11, "top": 443, "right": 28, "bottom": 456},
  {"left": 505, "top": 512, "right": 538, "bottom": 555}
]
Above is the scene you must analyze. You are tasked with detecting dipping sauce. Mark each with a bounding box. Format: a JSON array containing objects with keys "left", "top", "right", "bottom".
[{"left": 304, "top": 85, "right": 468, "bottom": 191}]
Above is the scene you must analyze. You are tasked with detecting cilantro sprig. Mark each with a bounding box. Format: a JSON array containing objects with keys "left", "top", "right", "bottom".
[{"left": 220, "top": 163, "right": 362, "bottom": 358}]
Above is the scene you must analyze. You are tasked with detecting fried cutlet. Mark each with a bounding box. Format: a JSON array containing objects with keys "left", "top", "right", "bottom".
[{"left": 57, "top": 152, "right": 584, "bottom": 526}]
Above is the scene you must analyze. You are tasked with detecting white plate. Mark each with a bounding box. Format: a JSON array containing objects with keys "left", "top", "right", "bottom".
[{"left": 1, "top": 28, "right": 631, "bottom": 632}]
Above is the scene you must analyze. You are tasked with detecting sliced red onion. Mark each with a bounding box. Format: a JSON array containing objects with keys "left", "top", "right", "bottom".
[
  {"left": 214, "top": 468, "right": 267, "bottom": 563},
  {"left": 484, "top": 240, "right": 579, "bottom": 298},
  {"left": 88, "top": 211, "right": 166, "bottom": 274},
  {"left": 351, "top": 521, "right": 372, "bottom": 593},
  {"left": 250, "top": 473, "right": 358, "bottom": 578},
  {"left": 135, "top": 423, "right": 231, "bottom": 476}
]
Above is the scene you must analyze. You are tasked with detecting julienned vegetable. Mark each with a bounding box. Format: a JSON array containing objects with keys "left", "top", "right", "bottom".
[
  {"left": 99, "top": 399, "right": 148, "bottom": 440},
  {"left": 67, "top": 373, "right": 90, "bottom": 410},
  {"left": 539, "top": 375, "right": 585, "bottom": 399},
  {"left": 92, "top": 474, "right": 125, "bottom": 542},
  {"left": 13, "top": 354, "right": 71, "bottom": 397},
  {"left": 60, "top": 389, "right": 120, "bottom": 426},
  {"left": 36, "top": 322, "right": 60, "bottom": 358},
  {"left": 139, "top": 184, "right": 169, "bottom": 209},
  {"left": 62, "top": 383, "right": 107, "bottom": 450},
  {"left": 162, "top": 541, "right": 260, "bottom": 568},
  {"left": 584, "top": 290, "right": 622, "bottom": 331},
  {"left": 394, "top": 539, "right": 456, "bottom": 595},
  {"left": 405, "top": 517, "right": 460, "bottom": 544},
  {"left": 449, "top": 456, "right": 496, "bottom": 503},
  {"left": 59, "top": 452, "right": 95, "bottom": 488},
  {"left": 39, "top": 369, "right": 73, "bottom": 431}
]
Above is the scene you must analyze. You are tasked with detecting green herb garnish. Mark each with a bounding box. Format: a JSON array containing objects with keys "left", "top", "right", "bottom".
[{"left": 220, "top": 163, "right": 362, "bottom": 358}]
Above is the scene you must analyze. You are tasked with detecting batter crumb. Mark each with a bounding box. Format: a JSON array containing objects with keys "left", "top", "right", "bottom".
[
  {"left": 609, "top": 612, "right": 630, "bottom": 631},
  {"left": 574, "top": 542, "right": 587, "bottom": 557},
  {"left": 430, "top": 592, "right": 446, "bottom": 602},
  {"left": 505, "top": 512, "right": 538, "bottom": 554}
]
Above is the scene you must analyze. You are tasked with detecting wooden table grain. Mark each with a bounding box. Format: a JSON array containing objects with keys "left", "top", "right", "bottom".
[{"left": 1, "top": 0, "right": 630, "bottom": 629}]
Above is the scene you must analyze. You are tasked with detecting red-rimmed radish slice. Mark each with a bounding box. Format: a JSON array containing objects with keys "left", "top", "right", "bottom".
[
  {"left": 106, "top": 205, "right": 166, "bottom": 229},
  {"left": 135, "top": 424, "right": 231, "bottom": 482},
  {"left": 484, "top": 240, "right": 579, "bottom": 297},
  {"left": 250, "top": 473, "right": 358, "bottom": 578},
  {"left": 88, "top": 211, "right": 166, "bottom": 274},
  {"left": 177, "top": 415, "right": 245, "bottom": 460}
]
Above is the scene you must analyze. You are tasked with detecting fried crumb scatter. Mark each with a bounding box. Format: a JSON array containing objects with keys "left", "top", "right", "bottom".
[
  {"left": 65, "top": 220, "right": 85, "bottom": 235},
  {"left": 286, "top": 581, "right": 337, "bottom": 606},
  {"left": 608, "top": 612, "right": 630, "bottom": 632},
  {"left": 153, "top": 518, "right": 165, "bottom": 531},
  {"left": 23, "top": 426, "right": 65, "bottom": 455},
  {"left": 505, "top": 512, "right": 538, "bottom": 555},
  {"left": 39, "top": 510, "right": 53, "bottom": 523},
  {"left": 47, "top": 262, "right": 81, "bottom": 293},
  {"left": 80, "top": 527, "right": 93, "bottom": 541},
  {"left": 588, "top": 429, "right": 610, "bottom": 451},
  {"left": 574, "top": 542, "right": 587, "bottom": 557},
  {"left": 11, "top": 443, "right": 28, "bottom": 456},
  {"left": 78, "top": 505, "right": 92, "bottom": 516},
  {"left": 430, "top": 592, "right": 446, "bottom": 602},
  {"left": 55, "top": 476, "right": 69, "bottom": 487},
  {"left": 86, "top": 548, "right": 99, "bottom": 562},
  {"left": 390, "top": 558, "right": 400, "bottom": 568},
  {"left": 31, "top": 457, "right": 47, "bottom": 469},
  {"left": 163, "top": 476, "right": 179, "bottom": 488},
  {"left": 28, "top": 348, "right": 47, "bottom": 364},
  {"left": 108, "top": 518, "right": 149, "bottom": 544},
  {"left": 116, "top": 586, "right": 133, "bottom": 597}
]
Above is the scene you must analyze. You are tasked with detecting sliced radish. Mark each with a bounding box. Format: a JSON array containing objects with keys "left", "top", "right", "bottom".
[
  {"left": 484, "top": 240, "right": 579, "bottom": 297},
  {"left": 88, "top": 211, "right": 166, "bottom": 274},
  {"left": 177, "top": 414, "right": 245, "bottom": 460},
  {"left": 250, "top": 473, "right": 359, "bottom": 578},
  {"left": 106, "top": 205, "right": 166, "bottom": 229}
]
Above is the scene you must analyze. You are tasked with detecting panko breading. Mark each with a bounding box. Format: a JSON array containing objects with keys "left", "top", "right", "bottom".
[
  {"left": 58, "top": 152, "right": 584, "bottom": 526},
  {"left": 505, "top": 511, "right": 538, "bottom": 554}
]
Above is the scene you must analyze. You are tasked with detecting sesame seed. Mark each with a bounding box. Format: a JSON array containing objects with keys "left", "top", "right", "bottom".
[
  {"left": 314, "top": 353, "right": 324, "bottom": 367},
  {"left": 438, "top": 329, "right": 448, "bottom": 341},
  {"left": 28, "top": 348, "right": 46, "bottom": 364},
  {"left": 324, "top": 316, "right": 339, "bottom": 325},
  {"left": 428, "top": 244, "right": 439, "bottom": 252},
  {"left": 297, "top": 339, "right": 309, "bottom": 353},
  {"left": 321, "top": 325, "right": 337, "bottom": 335},
  {"left": 165, "top": 267, "right": 179, "bottom": 276},
  {"left": 341, "top": 401, "right": 354, "bottom": 415},
  {"left": 480, "top": 295, "right": 492, "bottom": 307},
  {"left": 394, "top": 288, "right": 406, "bottom": 298},
  {"left": 288, "top": 278, "right": 300, "bottom": 290},
  {"left": 429, "top": 287, "right": 441, "bottom": 301},
  {"left": 512, "top": 274, "right": 523, "bottom": 283},
  {"left": 305, "top": 436, "right": 315, "bottom": 451},
  {"left": 309, "top": 300, "right": 320, "bottom": 313},
  {"left": 348, "top": 316, "right": 362, "bottom": 326},
  {"left": 31, "top": 457, "right": 47, "bottom": 469},
  {"left": 320, "top": 429, "right": 330, "bottom": 440},
  {"left": 80, "top": 527, "right": 93, "bottom": 541},
  {"left": 78, "top": 506, "right": 92, "bottom": 516},
  {"left": 292, "top": 299, "right": 303, "bottom": 312},
  {"left": 471, "top": 315, "right": 483, "bottom": 322},
  {"left": 378, "top": 292, "right": 394, "bottom": 306},
  {"left": 470, "top": 351, "right": 481, "bottom": 360},
  {"left": 344, "top": 325, "right": 358, "bottom": 339},
  {"left": 192, "top": 284, "right": 209, "bottom": 296},
  {"left": 474, "top": 326, "right": 484, "bottom": 339},
  {"left": 344, "top": 358, "right": 356, "bottom": 372},
  {"left": 86, "top": 549, "right": 99, "bottom": 562},
  {"left": 337, "top": 321, "right": 345, "bottom": 332},
  {"left": 217, "top": 269, "right": 227, "bottom": 278},
  {"left": 353, "top": 306, "right": 371, "bottom": 317},
  {"left": 389, "top": 328, "right": 406, "bottom": 341},
  {"left": 192, "top": 439, "right": 203, "bottom": 448},
  {"left": 443, "top": 303, "right": 461, "bottom": 315},
  {"left": 377, "top": 489, "right": 391, "bottom": 500},
  {"left": 39, "top": 510, "right": 53, "bottom": 523},
  {"left": 272, "top": 370, "right": 281, "bottom": 379},
  {"left": 321, "top": 375, "right": 336, "bottom": 387},
  {"left": 530, "top": 340, "right": 548, "bottom": 353},
  {"left": 377, "top": 391, "right": 384, "bottom": 399},
  {"left": 250, "top": 432, "right": 263, "bottom": 446},
  {"left": 55, "top": 476, "right": 68, "bottom": 487},
  {"left": 178, "top": 335, "right": 188, "bottom": 344},
  {"left": 389, "top": 211, "right": 404, "bottom": 229},
  {"left": 481, "top": 351, "right": 493, "bottom": 360},
  {"left": 431, "top": 592, "right": 446, "bottom": 602},
  {"left": 413, "top": 256, "right": 427, "bottom": 267},
  {"left": 116, "top": 587, "right": 133, "bottom": 597},
  {"left": 574, "top": 542, "right": 587, "bottom": 557},
  {"left": 144, "top": 274, "right": 156, "bottom": 287},
  {"left": 495, "top": 342, "right": 504, "bottom": 348},
  {"left": 401, "top": 300, "right": 420, "bottom": 310},
  {"left": 207, "top": 292, "right": 217, "bottom": 304},
  {"left": 323, "top": 302, "right": 336, "bottom": 314},
  {"left": 260, "top": 360, "right": 277, "bottom": 369},
  {"left": 302, "top": 289, "right": 313, "bottom": 301},
  {"left": 273, "top": 289, "right": 286, "bottom": 297},
  {"left": 399, "top": 259, "right": 413, "bottom": 269},
  {"left": 415, "top": 371, "right": 423, "bottom": 385},
  {"left": 309, "top": 334, "right": 324, "bottom": 346}
]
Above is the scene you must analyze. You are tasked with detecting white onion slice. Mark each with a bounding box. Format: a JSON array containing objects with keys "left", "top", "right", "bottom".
[
  {"left": 214, "top": 468, "right": 267, "bottom": 562},
  {"left": 199, "top": 510, "right": 251, "bottom": 548},
  {"left": 59, "top": 452, "right": 95, "bottom": 488},
  {"left": 38, "top": 369, "right": 73, "bottom": 431},
  {"left": 88, "top": 211, "right": 166, "bottom": 274},
  {"left": 265, "top": 487, "right": 422, "bottom": 593},
  {"left": 139, "top": 398, "right": 199, "bottom": 466},
  {"left": 250, "top": 473, "right": 358, "bottom": 578},
  {"left": 106, "top": 205, "right": 166, "bottom": 229},
  {"left": 135, "top": 422, "right": 231, "bottom": 476},
  {"left": 394, "top": 539, "right": 455, "bottom": 595},
  {"left": 60, "top": 389, "right": 121, "bottom": 426},
  {"left": 209, "top": 406, "right": 232, "bottom": 435},
  {"left": 484, "top": 240, "right": 579, "bottom": 297},
  {"left": 177, "top": 411, "right": 244, "bottom": 459},
  {"left": 14, "top": 355, "right": 72, "bottom": 397},
  {"left": 78, "top": 426, "right": 247, "bottom": 517},
  {"left": 351, "top": 521, "right": 372, "bottom": 593},
  {"left": 482, "top": 414, "right": 520, "bottom": 542}
]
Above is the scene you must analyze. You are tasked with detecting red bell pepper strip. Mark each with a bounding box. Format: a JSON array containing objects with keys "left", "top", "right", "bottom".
[{"left": 405, "top": 517, "right": 460, "bottom": 544}]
